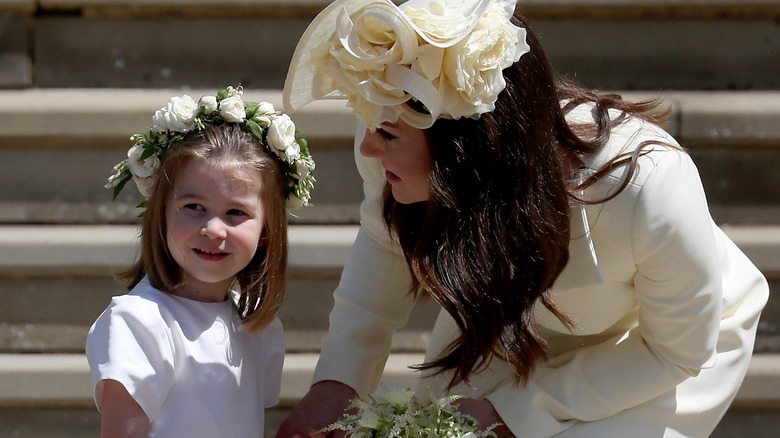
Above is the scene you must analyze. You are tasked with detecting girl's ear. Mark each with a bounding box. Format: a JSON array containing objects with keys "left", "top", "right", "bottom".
[{"left": 258, "top": 228, "right": 268, "bottom": 248}]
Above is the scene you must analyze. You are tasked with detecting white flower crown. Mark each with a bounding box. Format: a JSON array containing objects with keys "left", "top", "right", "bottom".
[
  {"left": 107, "top": 86, "right": 316, "bottom": 208},
  {"left": 284, "top": 0, "right": 529, "bottom": 130}
]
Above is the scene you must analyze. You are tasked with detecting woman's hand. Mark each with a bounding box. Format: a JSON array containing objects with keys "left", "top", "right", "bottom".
[
  {"left": 275, "top": 380, "right": 357, "bottom": 438},
  {"left": 456, "top": 397, "right": 514, "bottom": 437}
]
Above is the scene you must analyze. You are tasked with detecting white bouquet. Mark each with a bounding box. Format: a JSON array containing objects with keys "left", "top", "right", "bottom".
[{"left": 319, "top": 382, "right": 501, "bottom": 438}]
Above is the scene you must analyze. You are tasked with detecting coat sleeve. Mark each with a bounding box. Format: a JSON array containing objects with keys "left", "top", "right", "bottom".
[
  {"left": 486, "top": 149, "right": 723, "bottom": 437},
  {"left": 311, "top": 127, "right": 418, "bottom": 396}
]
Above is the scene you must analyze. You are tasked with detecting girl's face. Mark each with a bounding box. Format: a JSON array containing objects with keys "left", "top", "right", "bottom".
[
  {"left": 359, "top": 118, "right": 432, "bottom": 204},
  {"left": 166, "top": 158, "right": 266, "bottom": 302}
]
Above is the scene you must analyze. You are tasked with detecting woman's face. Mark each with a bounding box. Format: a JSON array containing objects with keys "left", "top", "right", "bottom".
[{"left": 359, "top": 118, "right": 432, "bottom": 204}]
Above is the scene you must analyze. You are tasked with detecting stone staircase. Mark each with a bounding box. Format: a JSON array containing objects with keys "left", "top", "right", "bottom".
[{"left": 1, "top": 1, "right": 778, "bottom": 437}]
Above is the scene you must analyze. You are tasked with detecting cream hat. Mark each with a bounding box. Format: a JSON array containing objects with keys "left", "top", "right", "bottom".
[{"left": 283, "top": 0, "right": 528, "bottom": 130}]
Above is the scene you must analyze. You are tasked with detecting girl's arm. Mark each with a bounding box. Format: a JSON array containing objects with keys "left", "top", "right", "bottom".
[{"left": 100, "top": 379, "right": 150, "bottom": 438}]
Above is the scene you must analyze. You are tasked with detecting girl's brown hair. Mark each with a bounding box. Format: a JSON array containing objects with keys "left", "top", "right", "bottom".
[
  {"left": 120, "top": 124, "right": 287, "bottom": 333},
  {"left": 383, "top": 15, "right": 671, "bottom": 389}
]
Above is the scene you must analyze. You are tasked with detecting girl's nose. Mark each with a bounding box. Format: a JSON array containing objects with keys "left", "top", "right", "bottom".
[
  {"left": 359, "top": 129, "right": 385, "bottom": 159},
  {"left": 201, "top": 217, "right": 228, "bottom": 240}
]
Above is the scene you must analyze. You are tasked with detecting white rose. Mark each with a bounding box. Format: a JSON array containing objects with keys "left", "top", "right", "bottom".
[
  {"left": 284, "top": 142, "right": 301, "bottom": 163},
  {"left": 132, "top": 175, "right": 155, "bottom": 197},
  {"left": 316, "top": 9, "right": 417, "bottom": 129},
  {"left": 199, "top": 95, "right": 218, "bottom": 114},
  {"left": 219, "top": 95, "right": 246, "bottom": 123},
  {"left": 126, "top": 144, "right": 159, "bottom": 179},
  {"left": 152, "top": 95, "right": 198, "bottom": 133},
  {"left": 267, "top": 114, "right": 297, "bottom": 152},
  {"left": 441, "top": 7, "right": 528, "bottom": 118},
  {"left": 357, "top": 409, "right": 380, "bottom": 429},
  {"left": 252, "top": 101, "right": 276, "bottom": 127},
  {"left": 404, "top": 1, "right": 472, "bottom": 45},
  {"left": 256, "top": 101, "right": 275, "bottom": 114},
  {"left": 373, "top": 382, "right": 414, "bottom": 407},
  {"left": 253, "top": 114, "right": 273, "bottom": 128}
]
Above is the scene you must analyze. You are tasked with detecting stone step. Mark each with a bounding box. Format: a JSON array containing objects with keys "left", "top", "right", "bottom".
[
  {"left": 0, "top": 352, "right": 778, "bottom": 437},
  {"left": 1, "top": 89, "right": 780, "bottom": 224},
  {"left": 0, "top": 224, "right": 442, "bottom": 351},
  {"left": 0, "top": 224, "right": 778, "bottom": 353},
  {"left": 4, "top": 1, "right": 780, "bottom": 89},
  {"left": 31, "top": 0, "right": 780, "bottom": 19}
]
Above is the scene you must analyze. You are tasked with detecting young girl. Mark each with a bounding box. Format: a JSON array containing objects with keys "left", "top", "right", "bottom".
[
  {"left": 87, "top": 87, "right": 315, "bottom": 438},
  {"left": 278, "top": 1, "right": 769, "bottom": 437}
]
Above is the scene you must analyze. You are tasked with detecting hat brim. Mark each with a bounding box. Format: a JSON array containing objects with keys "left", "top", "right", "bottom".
[
  {"left": 283, "top": 0, "right": 503, "bottom": 115},
  {"left": 283, "top": 0, "right": 389, "bottom": 114}
]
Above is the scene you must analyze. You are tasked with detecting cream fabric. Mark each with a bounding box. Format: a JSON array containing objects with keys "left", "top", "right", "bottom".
[
  {"left": 313, "top": 106, "right": 769, "bottom": 437},
  {"left": 86, "top": 277, "right": 285, "bottom": 438}
]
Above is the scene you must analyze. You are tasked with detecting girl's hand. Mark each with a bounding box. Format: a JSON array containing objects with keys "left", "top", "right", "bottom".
[
  {"left": 456, "top": 397, "right": 514, "bottom": 437},
  {"left": 275, "top": 380, "right": 357, "bottom": 438}
]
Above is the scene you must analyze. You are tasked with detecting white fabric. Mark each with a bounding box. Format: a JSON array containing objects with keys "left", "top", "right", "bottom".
[
  {"left": 86, "top": 277, "right": 285, "bottom": 438},
  {"left": 312, "top": 107, "right": 769, "bottom": 437}
]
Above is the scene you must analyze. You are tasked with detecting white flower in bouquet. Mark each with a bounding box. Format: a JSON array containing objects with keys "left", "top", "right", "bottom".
[{"left": 319, "top": 382, "right": 501, "bottom": 438}]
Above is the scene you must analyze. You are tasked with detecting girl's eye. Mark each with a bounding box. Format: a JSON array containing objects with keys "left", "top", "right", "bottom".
[
  {"left": 377, "top": 128, "right": 396, "bottom": 141},
  {"left": 227, "top": 209, "right": 247, "bottom": 217},
  {"left": 184, "top": 203, "right": 204, "bottom": 211}
]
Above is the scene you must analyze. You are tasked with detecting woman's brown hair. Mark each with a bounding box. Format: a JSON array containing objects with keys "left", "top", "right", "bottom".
[
  {"left": 383, "top": 15, "right": 670, "bottom": 389},
  {"left": 120, "top": 124, "right": 288, "bottom": 333}
]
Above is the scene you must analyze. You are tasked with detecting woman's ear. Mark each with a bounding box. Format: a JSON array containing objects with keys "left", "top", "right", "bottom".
[{"left": 258, "top": 228, "right": 268, "bottom": 248}]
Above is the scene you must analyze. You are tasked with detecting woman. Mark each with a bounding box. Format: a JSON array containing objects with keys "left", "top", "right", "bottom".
[{"left": 278, "top": 0, "right": 769, "bottom": 436}]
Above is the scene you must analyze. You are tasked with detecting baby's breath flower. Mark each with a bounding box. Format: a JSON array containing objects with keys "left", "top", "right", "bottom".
[{"left": 318, "top": 383, "right": 501, "bottom": 438}]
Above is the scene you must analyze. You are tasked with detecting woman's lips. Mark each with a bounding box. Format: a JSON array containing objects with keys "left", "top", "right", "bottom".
[{"left": 385, "top": 170, "right": 400, "bottom": 183}]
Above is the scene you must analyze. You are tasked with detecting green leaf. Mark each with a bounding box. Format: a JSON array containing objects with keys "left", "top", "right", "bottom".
[
  {"left": 112, "top": 174, "right": 131, "bottom": 201},
  {"left": 216, "top": 89, "right": 228, "bottom": 100},
  {"left": 245, "top": 119, "right": 265, "bottom": 141}
]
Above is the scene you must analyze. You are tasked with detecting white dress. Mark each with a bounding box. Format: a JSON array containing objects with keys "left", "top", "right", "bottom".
[
  {"left": 86, "top": 277, "right": 285, "bottom": 438},
  {"left": 312, "top": 107, "right": 770, "bottom": 437}
]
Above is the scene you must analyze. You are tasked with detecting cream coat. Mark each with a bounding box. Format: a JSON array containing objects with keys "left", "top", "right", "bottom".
[{"left": 312, "top": 106, "right": 769, "bottom": 437}]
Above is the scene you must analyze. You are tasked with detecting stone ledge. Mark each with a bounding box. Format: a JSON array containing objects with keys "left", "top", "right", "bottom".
[
  {"left": 0, "top": 89, "right": 356, "bottom": 149},
  {"left": 1, "top": 353, "right": 778, "bottom": 409},
  {"left": 0, "top": 0, "right": 34, "bottom": 13},
  {"left": 0, "top": 325, "right": 432, "bottom": 354},
  {"left": 0, "top": 224, "right": 358, "bottom": 276},
  {"left": 2, "top": 89, "right": 780, "bottom": 148},
  {"left": 1, "top": 224, "right": 777, "bottom": 278},
  {"left": 33, "top": 0, "right": 780, "bottom": 19}
]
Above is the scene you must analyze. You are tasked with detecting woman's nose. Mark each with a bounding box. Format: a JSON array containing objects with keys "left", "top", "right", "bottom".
[
  {"left": 201, "top": 216, "right": 228, "bottom": 240},
  {"left": 359, "top": 129, "right": 385, "bottom": 159}
]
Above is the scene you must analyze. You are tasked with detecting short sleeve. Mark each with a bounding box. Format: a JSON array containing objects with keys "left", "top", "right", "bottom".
[
  {"left": 86, "top": 296, "right": 176, "bottom": 421},
  {"left": 261, "top": 317, "right": 285, "bottom": 408}
]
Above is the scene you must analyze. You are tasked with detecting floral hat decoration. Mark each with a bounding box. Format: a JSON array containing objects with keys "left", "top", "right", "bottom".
[
  {"left": 107, "top": 86, "right": 316, "bottom": 208},
  {"left": 283, "top": 0, "right": 529, "bottom": 130}
]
